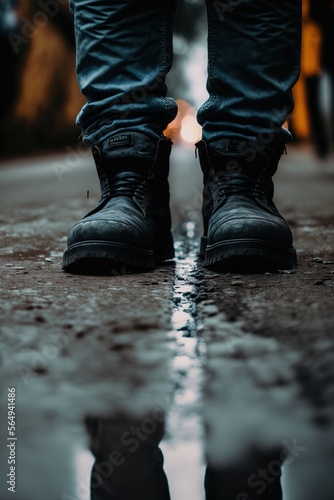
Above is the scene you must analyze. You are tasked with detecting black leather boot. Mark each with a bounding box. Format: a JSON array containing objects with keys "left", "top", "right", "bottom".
[
  {"left": 62, "top": 136, "right": 174, "bottom": 273},
  {"left": 196, "top": 140, "right": 297, "bottom": 271}
]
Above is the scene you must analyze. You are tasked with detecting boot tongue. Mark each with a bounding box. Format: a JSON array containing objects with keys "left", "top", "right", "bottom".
[
  {"left": 210, "top": 139, "right": 286, "bottom": 180},
  {"left": 212, "top": 155, "right": 264, "bottom": 179},
  {"left": 101, "top": 158, "right": 152, "bottom": 198},
  {"left": 98, "top": 133, "right": 159, "bottom": 198},
  {"left": 101, "top": 132, "right": 158, "bottom": 165},
  {"left": 210, "top": 156, "right": 268, "bottom": 199}
]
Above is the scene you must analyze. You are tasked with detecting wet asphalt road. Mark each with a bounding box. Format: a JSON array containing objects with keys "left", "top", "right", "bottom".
[{"left": 0, "top": 145, "right": 334, "bottom": 500}]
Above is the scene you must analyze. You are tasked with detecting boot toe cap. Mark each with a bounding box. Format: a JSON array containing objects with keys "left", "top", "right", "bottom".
[
  {"left": 209, "top": 215, "right": 293, "bottom": 248},
  {"left": 67, "top": 216, "right": 153, "bottom": 249}
]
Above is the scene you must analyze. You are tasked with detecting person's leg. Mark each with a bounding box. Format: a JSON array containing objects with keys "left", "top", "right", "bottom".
[
  {"left": 70, "top": 0, "right": 177, "bottom": 146},
  {"left": 197, "top": 0, "right": 302, "bottom": 270},
  {"left": 86, "top": 416, "right": 171, "bottom": 500},
  {"left": 205, "top": 453, "right": 283, "bottom": 500},
  {"left": 63, "top": 0, "right": 177, "bottom": 273}
]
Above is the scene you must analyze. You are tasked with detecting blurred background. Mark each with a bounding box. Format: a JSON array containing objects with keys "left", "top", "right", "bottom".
[
  {"left": 1, "top": 4, "right": 334, "bottom": 500},
  {"left": 0, "top": 0, "right": 333, "bottom": 160}
]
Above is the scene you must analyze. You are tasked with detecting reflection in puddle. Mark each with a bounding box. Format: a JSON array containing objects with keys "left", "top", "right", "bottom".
[
  {"left": 73, "top": 414, "right": 285, "bottom": 500},
  {"left": 83, "top": 415, "right": 170, "bottom": 500}
]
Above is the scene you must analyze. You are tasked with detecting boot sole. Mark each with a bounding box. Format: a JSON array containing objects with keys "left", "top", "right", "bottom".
[
  {"left": 201, "top": 237, "right": 297, "bottom": 272},
  {"left": 62, "top": 236, "right": 174, "bottom": 275}
]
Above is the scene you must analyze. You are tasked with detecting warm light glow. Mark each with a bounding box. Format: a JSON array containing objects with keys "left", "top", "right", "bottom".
[
  {"left": 180, "top": 115, "right": 202, "bottom": 144},
  {"left": 164, "top": 100, "right": 202, "bottom": 144}
]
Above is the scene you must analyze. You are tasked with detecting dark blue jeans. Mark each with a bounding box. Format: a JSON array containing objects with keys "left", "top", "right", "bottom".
[{"left": 70, "top": 0, "right": 302, "bottom": 156}]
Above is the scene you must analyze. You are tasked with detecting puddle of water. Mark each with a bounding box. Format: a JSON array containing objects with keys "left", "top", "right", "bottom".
[{"left": 160, "top": 234, "right": 206, "bottom": 500}]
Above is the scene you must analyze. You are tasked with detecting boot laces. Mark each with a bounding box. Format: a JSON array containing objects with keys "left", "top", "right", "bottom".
[
  {"left": 107, "top": 166, "right": 152, "bottom": 198},
  {"left": 214, "top": 169, "right": 265, "bottom": 199}
]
